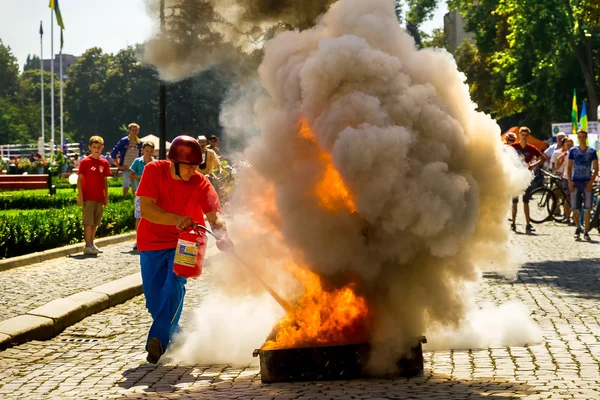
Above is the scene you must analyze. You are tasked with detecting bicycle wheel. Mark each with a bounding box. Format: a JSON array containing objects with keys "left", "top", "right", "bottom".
[
  {"left": 550, "top": 186, "right": 567, "bottom": 222},
  {"left": 528, "top": 187, "right": 557, "bottom": 223}
]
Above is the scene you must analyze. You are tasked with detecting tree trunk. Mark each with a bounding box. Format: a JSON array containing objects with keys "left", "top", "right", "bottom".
[{"left": 575, "top": 40, "right": 599, "bottom": 121}]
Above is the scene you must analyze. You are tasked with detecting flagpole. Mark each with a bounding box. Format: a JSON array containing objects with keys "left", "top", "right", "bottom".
[
  {"left": 50, "top": 8, "right": 55, "bottom": 156},
  {"left": 59, "top": 41, "right": 63, "bottom": 154},
  {"left": 40, "top": 21, "right": 45, "bottom": 157}
]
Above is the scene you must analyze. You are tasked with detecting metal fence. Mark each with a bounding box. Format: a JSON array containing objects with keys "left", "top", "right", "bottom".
[{"left": 0, "top": 142, "right": 83, "bottom": 160}]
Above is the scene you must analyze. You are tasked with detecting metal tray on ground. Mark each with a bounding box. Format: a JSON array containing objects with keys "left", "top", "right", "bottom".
[{"left": 252, "top": 336, "right": 427, "bottom": 383}]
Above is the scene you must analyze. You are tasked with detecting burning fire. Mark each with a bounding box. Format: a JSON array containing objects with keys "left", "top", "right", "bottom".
[
  {"left": 299, "top": 120, "right": 356, "bottom": 213},
  {"left": 262, "top": 265, "right": 370, "bottom": 350},
  {"left": 261, "top": 120, "right": 368, "bottom": 350}
]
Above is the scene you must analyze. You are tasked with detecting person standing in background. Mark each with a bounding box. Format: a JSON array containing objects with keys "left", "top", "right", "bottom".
[
  {"left": 111, "top": 123, "right": 143, "bottom": 196},
  {"left": 130, "top": 142, "right": 155, "bottom": 250}
]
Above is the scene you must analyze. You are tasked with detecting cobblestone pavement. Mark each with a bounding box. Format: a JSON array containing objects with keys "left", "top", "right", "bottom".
[
  {"left": 1, "top": 222, "right": 600, "bottom": 399},
  {"left": 0, "top": 240, "right": 140, "bottom": 322}
]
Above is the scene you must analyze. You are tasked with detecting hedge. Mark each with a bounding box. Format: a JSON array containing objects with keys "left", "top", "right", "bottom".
[
  {"left": 0, "top": 191, "right": 133, "bottom": 210},
  {"left": 0, "top": 200, "right": 135, "bottom": 259}
]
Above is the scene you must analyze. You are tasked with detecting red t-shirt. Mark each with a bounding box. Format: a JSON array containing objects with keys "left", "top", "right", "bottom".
[
  {"left": 79, "top": 156, "right": 111, "bottom": 202},
  {"left": 136, "top": 160, "right": 221, "bottom": 251},
  {"left": 511, "top": 143, "right": 542, "bottom": 164}
]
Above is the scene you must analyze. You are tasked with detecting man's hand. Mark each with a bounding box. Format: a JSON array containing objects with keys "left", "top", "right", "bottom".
[
  {"left": 175, "top": 216, "right": 193, "bottom": 231},
  {"left": 586, "top": 181, "right": 593, "bottom": 192},
  {"left": 569, "top": 181, "right": 574, "bottom": 192},
  {"left": 77, "top": 194, "right": 83, "bottom": 206},
  {"left": 215, "top": 229, "right": 235, "bottom": 252},
  {"left": 104, "top": 196, "right": 109, "bottom": 207}
]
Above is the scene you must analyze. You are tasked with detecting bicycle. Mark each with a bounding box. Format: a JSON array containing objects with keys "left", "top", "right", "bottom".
[{"left": 529, "top": 169, "right": 600, "bottom": 230}]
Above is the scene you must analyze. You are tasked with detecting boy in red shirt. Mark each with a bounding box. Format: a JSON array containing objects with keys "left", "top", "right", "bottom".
[
  {"left": 510, "top": 126, "right": 548, "bottom": 233},
  {"left": 77, "top": 136, "right": 112, "bottom": 255},
  {"left": 136, "top": 135, "right": 233, "bottom": 364}
]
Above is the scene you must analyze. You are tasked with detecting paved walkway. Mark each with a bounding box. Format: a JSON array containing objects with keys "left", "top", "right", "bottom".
[
  {"left": 0, "top": 240, "right": 140, "bottom": 322},
  {"left": 1, "top": 222, "right": 600, "bottom": 399}
]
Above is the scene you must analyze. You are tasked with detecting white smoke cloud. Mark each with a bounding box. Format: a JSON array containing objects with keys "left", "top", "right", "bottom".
[
  {"left": 142, "top": 0, "right": 336, "bottom": 81},
  {"left": 149, "top": 0, "right": 540, "bottom": 373},
  {"left": 219, "top": 78, "right": 265, "bottom": 151},
  {"left": 240, "top": 0, "right": 535, "bottom": 373},
  {"left": 425, "top": 301, "right": 543, "bottom": 351},
  {"left": 165, "top": 291, "right": 282, "bottom": 364}
]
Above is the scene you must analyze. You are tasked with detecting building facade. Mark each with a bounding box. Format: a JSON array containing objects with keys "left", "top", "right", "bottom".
[
  {"left": 42, "top": 54, "right": 78, "bottom": 80},
  {"left": 444, "top": 10, "right": 474, "bottom": 54}
]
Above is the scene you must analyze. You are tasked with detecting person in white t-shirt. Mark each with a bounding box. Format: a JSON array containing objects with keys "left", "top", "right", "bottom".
[
  {"left": 544, "top": 131, "right": 566, "bottom": 169},
  {"left": 555, "top": 138, "right": 574, "bottom": 224}
]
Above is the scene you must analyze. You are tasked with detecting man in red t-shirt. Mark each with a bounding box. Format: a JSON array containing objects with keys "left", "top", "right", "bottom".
[
  {"left": 77, "top": 136, "right": 112, "bottom": 255},
  {"left": 136, "top": 135, "right": 233, "bottom": 364},
  {"left": 510, "top": 126, "right": 548, "bottom": 233}
]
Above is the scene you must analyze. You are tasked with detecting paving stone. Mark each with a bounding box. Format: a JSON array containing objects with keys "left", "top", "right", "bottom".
[{"left": 1, "top": 222, "right": 600, "bottom": 399}]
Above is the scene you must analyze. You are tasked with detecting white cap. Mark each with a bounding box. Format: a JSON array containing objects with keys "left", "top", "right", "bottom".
[
  {"left": 197, "top": 135, "right": 207, "bottom": 142},
  {"left": 557, "top": 131, "right": 566, "bottom": 137}
]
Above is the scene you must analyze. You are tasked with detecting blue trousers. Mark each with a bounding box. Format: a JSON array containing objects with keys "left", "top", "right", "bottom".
[{"left": 140, "top": 248, "right": 187, "bottom": 351}]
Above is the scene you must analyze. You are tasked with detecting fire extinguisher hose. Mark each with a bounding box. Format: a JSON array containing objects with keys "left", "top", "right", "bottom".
[{"left": 193, "top": 223, "right": 294, "bottom": 314}]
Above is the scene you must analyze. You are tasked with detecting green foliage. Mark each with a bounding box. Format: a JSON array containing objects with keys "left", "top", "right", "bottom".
[
  {"left": 451, "top": 0, "right": 599, "bottom": 135},
  {"left": 421, "top": 28, "right": 447, "bottom": 49},
  {"left": 0, "top": 40, "right": 19, "bottom": 98},
  {"left": 23, "top": 54, "right": 41, "bottom": 71},
  {"left": 1, "top": 42, "right": 233, "bottom": 149},
  {"left": 64, "top": 46, "right": 232, "bottom": 147},
  {"left": 0, "top": 200, "right": 135, "bottom": 259}
]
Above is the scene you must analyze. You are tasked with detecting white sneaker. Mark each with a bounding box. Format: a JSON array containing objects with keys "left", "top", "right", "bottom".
[
  {"left": 92, "top": 244, "right": 103, "bottom": 253},
  {"left": 83, "top": 245, "right": 99, "bottom": 255}
]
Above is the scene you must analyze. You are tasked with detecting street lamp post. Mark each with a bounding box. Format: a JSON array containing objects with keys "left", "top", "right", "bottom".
[{"left": 159, "top": 0, "right": 167, "bottom": 159}]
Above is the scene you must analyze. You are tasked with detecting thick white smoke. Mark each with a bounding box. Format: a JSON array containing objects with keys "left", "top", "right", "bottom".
[
  {"left": 143, "top": 0, "right": 335, "bottom": 81},
  {"left": 156, "top": 0, "right": 539, "bottom": 373},
  {"left": 165, "top": 291, "right": 282, "bottom": 364},
  {"left": 237, "top": 0, "right": 535, "bottom": 372}
]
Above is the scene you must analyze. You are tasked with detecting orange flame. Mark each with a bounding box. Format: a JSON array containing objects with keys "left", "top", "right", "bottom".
[
  {"left": 299, "top": 120, "right": 356, "bottom": 213},
  {"left": 262, "top": 265, "right": 370, "bottom": 350}
]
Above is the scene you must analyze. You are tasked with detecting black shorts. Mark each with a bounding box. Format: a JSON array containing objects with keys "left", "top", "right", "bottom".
[{"left": 513, "top": 183, "right": 536, "bottom": 204}]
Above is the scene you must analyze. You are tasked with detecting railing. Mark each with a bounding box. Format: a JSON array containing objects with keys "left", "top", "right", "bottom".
[{"left": 0, "top": 142, "right": 83, "bottom": 159}]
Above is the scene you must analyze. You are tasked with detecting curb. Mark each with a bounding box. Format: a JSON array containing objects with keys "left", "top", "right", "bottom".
[
  {"left": 0, "top": 244, "right": 220, "bottom": 351},
  {"left": 0, "top": 232, "right": 136, "bottom": 272}
]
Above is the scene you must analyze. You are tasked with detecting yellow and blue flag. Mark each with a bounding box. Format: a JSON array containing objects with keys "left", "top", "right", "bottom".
[
  {"left": 579, "top": 100, "right": 588, "bottom": 132},
  {"left": 572, "top": 89, "right": 578, "bottom": 134},
  {"left": 49, "top": 0, "right": 64, "bottom": 29}
]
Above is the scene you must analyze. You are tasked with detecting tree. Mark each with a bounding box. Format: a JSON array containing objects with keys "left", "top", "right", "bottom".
[
  {"left": 421, "top": 28, "right": 447, "bottom": 49},
  {"left": 0, "top": 40, "right": 19, "bottom": 98},
  {"left": 23, "top": 54, "right": 41, "bottom": 71},
  {"left": 64, "top": 47, "right": 112, "bottom": 143},
  {"left": 451, "top": 0, "right": 600, "bottom": 132}
]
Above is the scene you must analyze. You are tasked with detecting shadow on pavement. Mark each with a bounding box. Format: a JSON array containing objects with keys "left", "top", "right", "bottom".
[
  {"left": 113, "top": 372, "right": 534, "bottom": 399},
  {"left": 118, "top": 364, "right": 218, "bottom": 393},
  {"left": 487, "top": 258, "right": 600, "bottom": 300},
  {"left": 68, "top": 254, "right": 98, "bottom": 259}
]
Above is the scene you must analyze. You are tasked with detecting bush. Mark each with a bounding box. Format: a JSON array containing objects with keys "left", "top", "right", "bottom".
[
  {"left": 0, "top": 191, "right": 133, "bottom": 210},
  {"left": 0, "top": 200, "right": 135, "bottom": 259}
]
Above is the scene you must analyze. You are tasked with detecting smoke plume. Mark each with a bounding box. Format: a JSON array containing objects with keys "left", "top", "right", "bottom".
[
  {"left": 153, "top": 0, "right": 539, "bottom": 373},
  {"left": 143, "top": 0, "right": 335, "bottom": 81},
  {"left": 231, "top": 0, "right": 534, "bottom": 373}
]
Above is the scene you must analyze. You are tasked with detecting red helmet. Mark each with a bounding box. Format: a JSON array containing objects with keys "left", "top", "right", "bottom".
[
  {"left": 168, "top": 135, "right": 203, "bottom": 165},
  {"left": 506, "top": 132, "right": 517, "bottom": 142}
]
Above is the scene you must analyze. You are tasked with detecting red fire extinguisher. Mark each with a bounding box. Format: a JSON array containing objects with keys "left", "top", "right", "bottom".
[{"left": 173, "top": 223, "right": 208, "bottom": 279}]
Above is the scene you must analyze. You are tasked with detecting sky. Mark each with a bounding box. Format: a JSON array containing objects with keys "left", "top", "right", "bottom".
[
  {"left": 0, "top": 0, "right": 446, "bottom": 71},
  {"left": 0, "top": 0, "right": 158, "bottom": 70}
]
